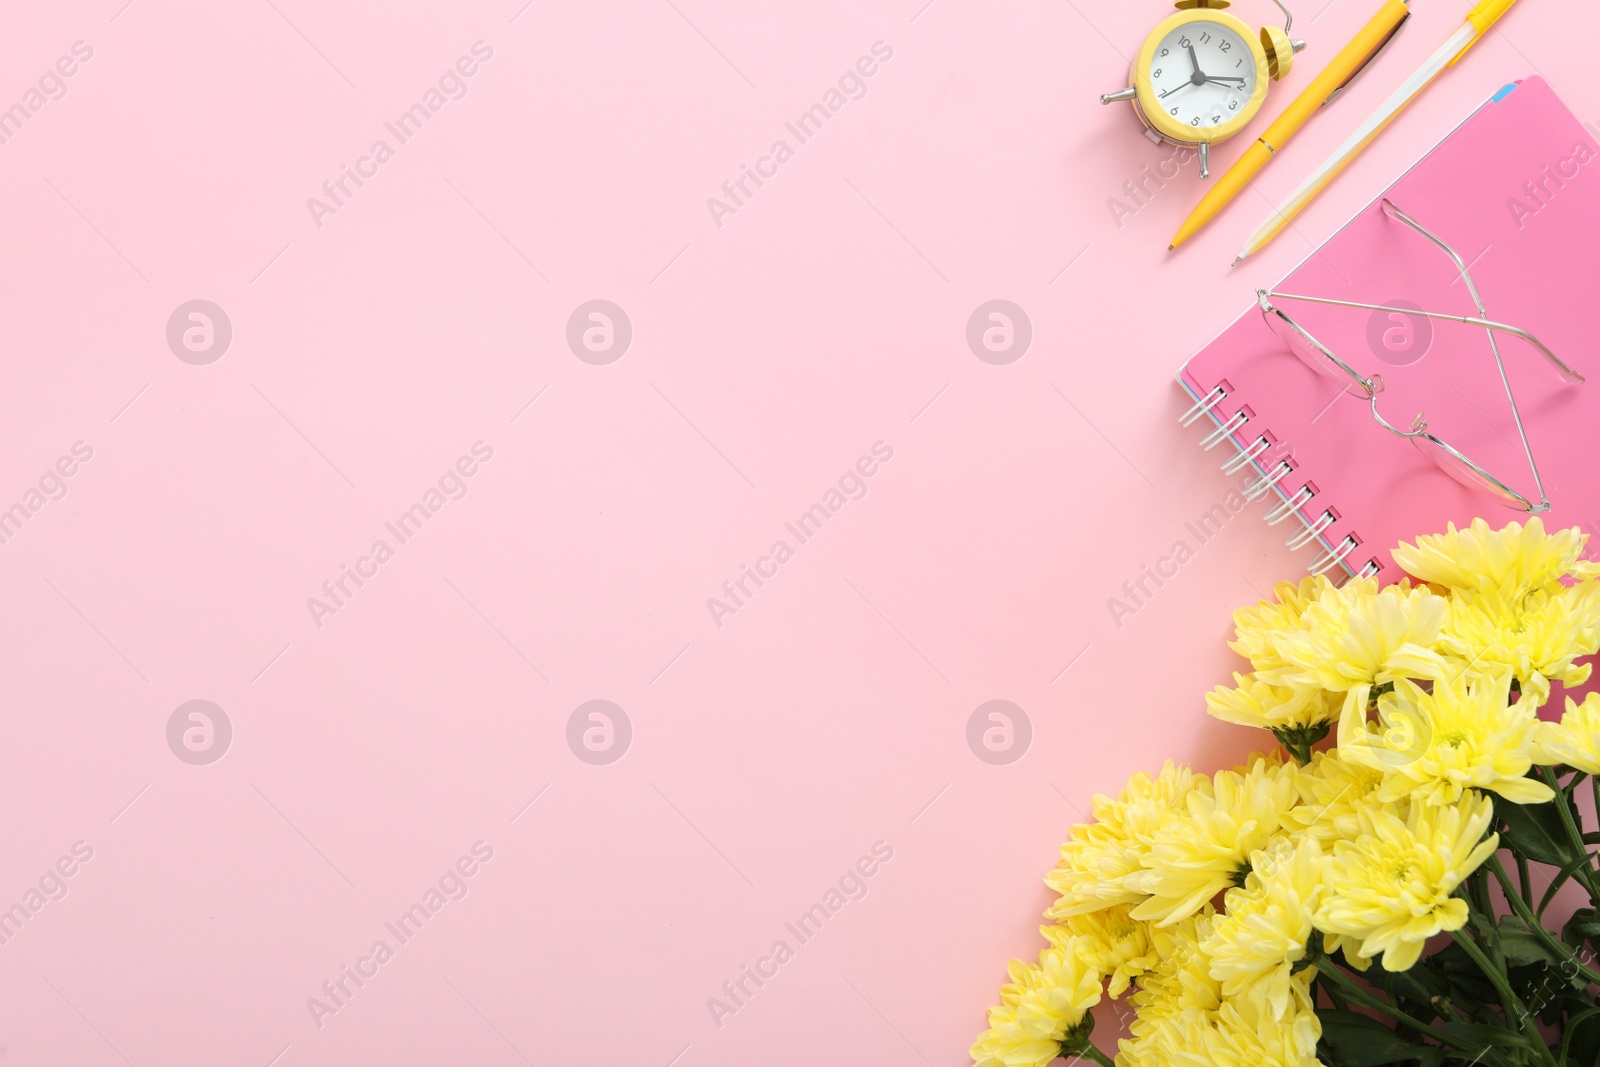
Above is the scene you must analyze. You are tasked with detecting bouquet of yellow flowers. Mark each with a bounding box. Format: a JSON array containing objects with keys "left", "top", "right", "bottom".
[{"left": 971, "top": 519, "right": 1600, "bottom": 1067}]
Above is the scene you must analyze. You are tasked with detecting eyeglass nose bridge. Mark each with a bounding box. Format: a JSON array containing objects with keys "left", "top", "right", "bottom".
[{"left": 1359, "top": 380, "right": 1435, "bottom": 442}]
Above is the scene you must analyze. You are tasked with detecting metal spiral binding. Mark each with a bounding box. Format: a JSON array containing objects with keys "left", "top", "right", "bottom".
[
  {"left": 1286, "top": 509, "right": 1335, "bottom": 549},
  {"left": 1264, "top": 485, "right": 1312, "bottom": 526},
  {"left": 1308, "top": 535, "right": 1359, "bottom": 576},
  {"left": 1221, "top": 435, "right": 1271, "bottom": 475},
  {"left": 1339, "top": 559, "right": 1381, "bottom": 586},
  {"left": 1200, "top": 410, "right": 1248, "bottom": 451},
  {"left": 1244, "top": 460, "right": 1293, "bottom": 501},
  {"left": 1183, "top": 379, "right": 1373, "bottom": 582},
  {"left": 1179, "top": 385, "right": 1227, "bottom": 427}
]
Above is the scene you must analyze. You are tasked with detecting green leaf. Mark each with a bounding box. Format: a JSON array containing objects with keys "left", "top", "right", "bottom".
[
  {"left": 1496, "top": 915, "right": 1561, "bottom": 967},
  {"left": 1426, "top": 943, "right": 1495, "bottom": 1011},
  {"left": 1497, "top": 793, "right": 1573, "bottom": 867},
  {"left": 1439, "top": 1020, "right": 1529, "bottom": 1050},
  {"left": 1565, "top": 906, "right": 1600, "bottom": 949},
  {"left": 1505, "top": 960, "right": 1567, "bottom": 1027},
  {"left": 1315, "top": 1010, "right": 1447, "bottom": 1067},
  {"left": 1539, "top": 854, "right": 1600, "bottom": 917},
  {"left": 1388, "top": 968, "right": 1446, "bottom": 1022},
  {"left": 1567, "top": 1004, "right": 1600, "bottom": 1065}
]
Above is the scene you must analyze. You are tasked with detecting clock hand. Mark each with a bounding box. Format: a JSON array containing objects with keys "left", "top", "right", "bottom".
[
  {"left": 1187, "top": 44, "right": 1200, "bottom": 76},
  {"left": 1205, "top": 76, "right": 1247, "bottom": 84},
  {"left": 1158, "top": 83, "right": 1193, "bottom": 99}
]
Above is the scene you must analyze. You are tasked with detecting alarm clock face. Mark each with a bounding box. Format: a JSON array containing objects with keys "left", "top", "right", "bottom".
[{"left": 1147, "top": 20, "right": 1257, "bottom": 132}]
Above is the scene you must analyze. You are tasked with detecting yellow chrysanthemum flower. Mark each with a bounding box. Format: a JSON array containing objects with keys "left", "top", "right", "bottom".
[
  {"left": 1142, "top": 908, "right": 1221, "bottom": 1018},
  {"left": 1044, "top": 904, "right": 1156, "bottom": 997},
  {"left": 1118, "top": 911, "right": 1221, "bottom": 1067},
  {"left": 1267, "top": 578, "right": 1447, "bottom": 692},
  {"left": 1534, "top": 692, "right": 1600, "bottom": 774},
  {"left": 1117, "top": 1015, "right": 1205, "bottom": 1067},
  {"left": 1121, "top": 958, "right": 1320, "bottom": 1067},
  {"left": 1229, "top": 576, "right": 1334, "bottom": 674},
  {"left": 1128, "top": 756, "right": 1299, "bottom": 926},
  {"left": 1440, "top": 583, "right": 1600, "bottom": 706},
  {"left": 1341, "top": 674, "right": 1553, "bottom": 806},
  {"left": 1171, "top": 976, "right": 1323, "bottom": 1067},
  {"left": 1045, "top": 762, "right": 1199, "bottom": 918},
  {"left": 976, "top": 520, "right": 1600, "bottom": 1064},
  {"left": 1314, "top": 793, "right": 1498, "bottom": 972},
  {"left": 1392, "top": 517, "right": 1600, "bottom": 599},
  {"left": 1280, "top": 749, "right": 1385, "bottom": 845},
  {"left": 1250, "top": 579, "right": 1450, "bottom": 751},
  {"left": 969, "top": 939, "right": 1103, "bottom": 1067},
  {"left": 1203, "top": 837, "right": 1327, "bottom": 1021},
  {"left": 1205, "top": 673, "right": 1340, "bottom": 733}
]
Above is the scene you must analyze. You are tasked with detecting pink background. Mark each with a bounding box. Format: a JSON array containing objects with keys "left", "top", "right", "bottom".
[{"left": 0, "top": 1, "right": 1594, "bottom": 1064}]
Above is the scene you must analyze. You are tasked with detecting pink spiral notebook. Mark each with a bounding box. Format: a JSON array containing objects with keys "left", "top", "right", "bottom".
[{"left": 1177, "top": 77, "right": 1600, "bottom": 580}]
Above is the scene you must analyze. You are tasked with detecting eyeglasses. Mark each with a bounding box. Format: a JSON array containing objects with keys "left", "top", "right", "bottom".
[{"left": 1256, "top": 198, "right": 1584, "bottom": 515}]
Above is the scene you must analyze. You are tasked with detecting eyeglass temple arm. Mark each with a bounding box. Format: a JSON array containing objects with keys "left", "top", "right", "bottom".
[
  {"left": 1262, "top": 290, "right": 1585, "bottom": 384},
  {"left": 1380, "top": 200, "right": 1492, "bottom": 314},
  {"left": 1381, "top": 197, "right": 1584, "bottom": 383},
  {"left": 1379, "top": 197, "right": 1559, "bottom": 512}
]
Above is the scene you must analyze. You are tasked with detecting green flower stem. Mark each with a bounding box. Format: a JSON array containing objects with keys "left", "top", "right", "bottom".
[
  {"left": 1449, "top": 930, "right": 1559, "bottom": 1067},
  {"left": 1538, "top": 767, "right": 1600, "bottom": 900},
  {"left": 1558, "top": 1005, "right": 1600, "bottom": 1064},
  {"left": 1077, "top": 1046, "right": 1115, "bottom": 1067},
  {"left": 1317, "top": 971, "right": 1350, "bottom": 1012},
  {"left": 1538, "top": 851, "right": 1600, "bottom": 919},
  {"left": 1488, "top": 855, "right": 1600, "bottom": 987},
  {"left": 1517, "top": 852, "right": 1534, "bottom": 904},
  {"left": 1469, "top": 866, "right": 1496, "bottom": 918},
  {"left": 1312, "top": 961, "right": 1480, "bottom": 1054},
  {"left": 1591, "top": 774, "right": 1600, "bottom": 840}
]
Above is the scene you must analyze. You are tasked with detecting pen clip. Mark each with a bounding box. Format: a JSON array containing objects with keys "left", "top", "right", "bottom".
[{"left": 1322, "top": 9, "right": 1411, "bottom": 107}]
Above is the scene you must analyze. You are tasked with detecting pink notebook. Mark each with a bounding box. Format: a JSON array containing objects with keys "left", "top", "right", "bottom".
[{"left": 1177, "top": 77, "right": 1600, "bottom": 581}]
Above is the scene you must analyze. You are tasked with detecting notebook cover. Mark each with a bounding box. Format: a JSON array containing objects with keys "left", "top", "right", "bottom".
[{"left": 1177, "top": 77, "right": 1600, "bottom": 579}]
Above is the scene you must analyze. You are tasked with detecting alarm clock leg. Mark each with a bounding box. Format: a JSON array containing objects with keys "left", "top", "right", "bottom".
[
  {"left": 1100, "top": 87, "right": 1137, "bottom": 104},
  {"left": 1198, "top": 142, "right": 1210, "bottom": 179}
]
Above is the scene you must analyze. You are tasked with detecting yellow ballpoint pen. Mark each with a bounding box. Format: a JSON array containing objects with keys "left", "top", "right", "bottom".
[
  {"left": 1236, "top": 0, "right": 1526, "bottom": 263},
  {"left": 1170, "top": 0, "right": 1411, "bottom": 250}
]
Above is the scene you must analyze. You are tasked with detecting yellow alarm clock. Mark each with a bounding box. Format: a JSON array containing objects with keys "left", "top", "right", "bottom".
[{"left": 1101, "top": 0, "right": 1304, "bottom": 179}]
